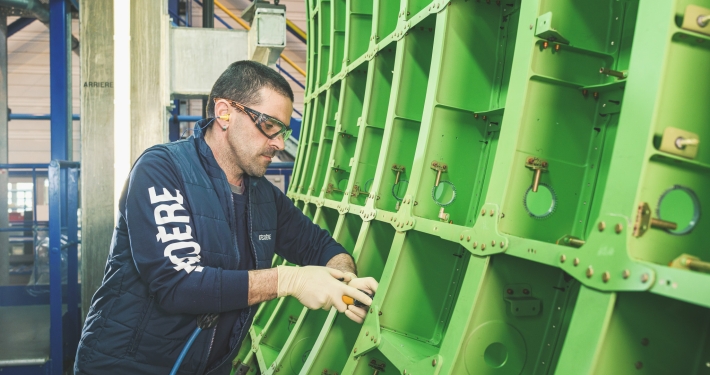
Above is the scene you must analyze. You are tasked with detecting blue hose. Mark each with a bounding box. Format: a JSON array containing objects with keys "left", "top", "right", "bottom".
[{"left": 169, "top": 327, "right": 202, "bottom": 375}]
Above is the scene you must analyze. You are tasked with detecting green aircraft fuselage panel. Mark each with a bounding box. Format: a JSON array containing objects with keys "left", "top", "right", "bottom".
[{"left": 232, "top": 0, "right": 710, "bottom": 374}]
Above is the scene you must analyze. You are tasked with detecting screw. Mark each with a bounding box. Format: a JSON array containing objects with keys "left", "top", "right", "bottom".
[
  {"left": 354, "top": 348, "right": 358, "bottom": 353},
  {"left": 492, "top": 240, "right": 496, "bottom": 246},
  {"left": 560, "top": 254, "right": 567, "bottom": 263},
  {"left": 602, "top": 271, "right": 610, "bottom": 283},
  {"left": 481, "top": 209, "right": 486, "bottom": 216},
  {"left": 641, "top": 273, "right": 649, "bottom": 283},
  {"left": 623, "top": 269, "right": 630, "bottom": 279},
  {"left": 490, "top": 209, "right": 494, "bottom": 216},
  {"left": 543, "top": 41, "right": 549, "bottom": 49},
  {"left": 635, "top": 361, "right": 643, "bottom": 370},
  {"left": 586, "top": 266, "right": 594, "bottom": 278},
  {"left": 378, "top": 311, "right": 382, "bottom": 316},
  {"left": 554, "top": 44, "right": 560, "bottom": 51},
  {"left": 467, "top": 236, "right": 471, "bottom": 242},
  {"left": 473, "top": 242, "right": 478, "bottom": 248},
  {"left": 582, "top": 89, "right": 588, "bottom": 96},
  {"left": 593, "top": 92, "right": 599, "bottom": 100},
  {"left": 598, "top": 221, "right": 606, "bottom": 231},
  {"left": 615, "top": 223, "right": 623, "bottom": 233},
  {"left": 474, "top": 113, "right": 479, "bottom": 118},
  {"left": 481, "top": 244, "right": 486, "bottom": 250},
  {"left": 523, "top": 289, "right": 530, "bottom": 295},
  {"left": 500, "top": 241, "right": 505, "bottom": 248},
  {"left": 460, "top": 234, "right": 464, "bottom": 240},
  {"left": 432, "top": 359, "right": 437, "bottom": 366},
  {"left": 573, "top": 258, "right": 580, "bottom": 266},
  {"left": 507, "top": 289, "right": 514, "bottom": 295},
  {"left": 366, "top": 331, "right": 369, "bottom": 336}
]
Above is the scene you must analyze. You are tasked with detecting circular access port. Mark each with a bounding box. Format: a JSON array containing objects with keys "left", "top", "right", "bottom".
[
  {"left": 431, "top": 180, "right": 456, "bottom": 207},
  {"left": 391, "top": 179, "right": 409, "bottom": 201},
  {"left": 484, "top": 342, "right": 509, "bottom": 368},
  {"left": 363, "top": 178, "right": 374, "bottom": 193},
  {"left": 657, "top": 185, "right": 701, "bottom": 235},
  {"left": 523, "top": 183, "right": 556, "bottom": 219}
]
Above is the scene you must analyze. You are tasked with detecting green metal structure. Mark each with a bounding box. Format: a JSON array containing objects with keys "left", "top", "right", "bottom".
[{"left": 233, "top": 0, "right": 710, "bottom": 374}]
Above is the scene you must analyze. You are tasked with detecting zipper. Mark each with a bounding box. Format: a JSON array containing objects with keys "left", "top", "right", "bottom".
[
  {"left": 204, "top": 321, "right": 217, "bottom": 369},
  {"left": 246, "top": 181, "right": 258, "bottom": 269}
]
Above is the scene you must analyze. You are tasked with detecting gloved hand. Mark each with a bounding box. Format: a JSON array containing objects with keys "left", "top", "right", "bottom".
[
  {"left": 342, "top": 272, "right": 379, "bottom": 324},
  {"left": 276, "top": 266, "right": 373, "bottom": 314}
]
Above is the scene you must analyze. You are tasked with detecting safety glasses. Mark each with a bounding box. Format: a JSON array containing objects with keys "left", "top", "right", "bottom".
[{"left": 219, "top": 99, "right": 292, "bottom": 142}]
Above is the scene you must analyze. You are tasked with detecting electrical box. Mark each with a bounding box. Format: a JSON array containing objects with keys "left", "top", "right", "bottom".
[{"left": 234, "top": 1, "right": 710, "bottom": 374}]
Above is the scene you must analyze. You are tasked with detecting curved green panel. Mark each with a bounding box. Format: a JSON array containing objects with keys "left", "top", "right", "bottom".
[{"left": 241, "top": 0, "right": 710, "bottom": 374}]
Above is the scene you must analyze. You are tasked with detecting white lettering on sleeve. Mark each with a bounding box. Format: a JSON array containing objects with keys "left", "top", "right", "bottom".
[
  {"left": 156, "top": 225, "right": 193, "bottom": 243},
  {"left": 154, "top": 203, "right": 190, "bottom": 224},
  {"left": 149, "top": 187, "right": 184, "bottom": 205},
  {"left": 164, "top": 241, "right": 204, "bottom": 273}
]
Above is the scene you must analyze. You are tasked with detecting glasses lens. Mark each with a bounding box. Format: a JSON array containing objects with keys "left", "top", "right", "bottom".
[{"left": 260, "top": 115, "right": 291, "bottom": 141}]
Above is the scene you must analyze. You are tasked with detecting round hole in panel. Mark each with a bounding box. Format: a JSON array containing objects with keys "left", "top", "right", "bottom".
[
  {"left": 337, "top": 179, "right": 349, "bottom": 192},
  {"left": 432, "top": 180, "right": 456, "bottom": 207},
  {"left": 392, "top": 179, "right": 409, "bottom": 201},
  {"left": 463, "top": 321, "right": 526, "bottom": 375},
  {"left": 289, "top": 337, "right": 314, "bottom": 373},
  {"left": 657, "top": 185, "right": 701, "bottom": 235},
  {"left": 523, "top": 183, "right": 556, "bottom": 219},
  {"left": 484, "top": 342, "right": 509, "bottom": 368},
  {"left": 363, "top": 178, "right": 374, "bottom": 193}
]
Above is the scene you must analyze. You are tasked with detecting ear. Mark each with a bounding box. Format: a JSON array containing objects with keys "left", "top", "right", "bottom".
[{"left": 213, "top": 99, "right": 231, "bottom": 129}]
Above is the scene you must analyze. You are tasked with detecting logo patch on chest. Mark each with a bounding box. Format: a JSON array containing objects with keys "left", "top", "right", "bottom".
[{"left": 258, "top": 234, "right": 272, "bottom": 241}]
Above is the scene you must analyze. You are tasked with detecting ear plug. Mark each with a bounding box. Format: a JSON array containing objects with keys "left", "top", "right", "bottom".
[{"left": 219, "top": 114, "right": 230, "bottom": 121}]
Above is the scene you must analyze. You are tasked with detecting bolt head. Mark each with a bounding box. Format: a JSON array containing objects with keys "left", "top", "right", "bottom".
[
  {"left": 598, "top": 221, "right": 606, "bottom": 231},
  {"left": 523, "top": 289, "right": 530, "bottom": 295},
  {"left": 602, "top": 271, "right": 611, "bottom": 283},
  {"left": 467, "top": 236, "right": 471, "bottom": 242},
  {"left": 506, "top": 288, "right": 514, "bottom": 295},
  {"left": 481, "top": 244, "right": 486, "bottom": 250},
  {"left": 641, "top": 273, "right": 649, "bottom": 283},
  {"left": 615, "top": 223, "right": 623, "bottom": 233},
  {"left": 500, "top": 241, "right": 505, "bottom": 248},
  {"left": 586, "top": 266, "right": 594, "bottom": 278},
  {"left": 623, "top": 269, "right": 630, "bottom": 279},
  {"left": 473, "top": 242, "right": 478, "bottom": 248},
  {"left": 490, "top": 209, "right": 495, "bottom": 216},
  {"left": 573, "top": 258, "right": 580, "bottom": 266},
  {"left": 432, "top": 359, "right": 437, "bottom": 366},
  {"left": 560, "top": 254, "right": 567, "bottom": 263}
]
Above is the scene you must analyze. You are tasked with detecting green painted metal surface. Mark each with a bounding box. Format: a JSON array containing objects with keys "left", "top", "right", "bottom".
[{"left": 233, "top": 0, "right": 710, "bottom": 373}]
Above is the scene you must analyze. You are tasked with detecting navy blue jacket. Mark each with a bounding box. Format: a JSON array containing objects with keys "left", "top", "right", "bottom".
[{"left": 74, "top": 121, "right": 347, "bottom": 374}]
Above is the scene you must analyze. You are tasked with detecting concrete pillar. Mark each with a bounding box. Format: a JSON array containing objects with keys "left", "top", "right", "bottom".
[
  {"left": 80, "top": 0, "right": 115, "bottom": 315},
  {"left": 130, "top": 0, "right": 168, "bottom": 162},
  {"left": 0, "top": 16, "right": 8, "bottom": 286}
]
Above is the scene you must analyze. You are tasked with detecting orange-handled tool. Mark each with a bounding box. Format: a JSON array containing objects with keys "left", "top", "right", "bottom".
[{"left": 342, "top": 289, "right": 374, "bottom": 308}]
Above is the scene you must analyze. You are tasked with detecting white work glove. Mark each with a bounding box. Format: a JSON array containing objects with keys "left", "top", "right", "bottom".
[
  {"left": 342, "top": 272, "right": 379, "bottom": 324},
  {"left": 276, "top": 266, "right": 373, "bottom": 315}
]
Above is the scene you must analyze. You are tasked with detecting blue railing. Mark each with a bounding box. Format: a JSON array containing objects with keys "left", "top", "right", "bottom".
[{"left": 0, "top": 162, "right": 81, "bottom": 375}]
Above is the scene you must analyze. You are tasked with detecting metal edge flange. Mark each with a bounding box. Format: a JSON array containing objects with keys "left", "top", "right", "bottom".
[
  {"left": 464, "top": 203, "right": 508, "bottom": 256},
  {"left": 336, "top": 202, "right": 350, "bottom": 215},
  {"left": 430, "top": 0, "right": 451, "bottom": 14},
  {"left": 352, "top": 304, "right": 382, "bottom": 359},
  {"left": 558, "top": 214, "right": 656, "bottom": 292},
  {"left": 391, "top": 215, "right": 416, "bottom": 232},
  {"left": 359, "top": 207, "right": 378, "bottom": 222}
]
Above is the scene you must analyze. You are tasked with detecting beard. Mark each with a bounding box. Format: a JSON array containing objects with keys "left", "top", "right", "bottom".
[{"left": 235, "top": 146, "right": 275, "bottom": 177}]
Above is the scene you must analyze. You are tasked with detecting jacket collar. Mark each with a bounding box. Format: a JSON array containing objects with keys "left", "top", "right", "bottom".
[{"left": 192, "top": 119, "right": 256, "bottom": 188}]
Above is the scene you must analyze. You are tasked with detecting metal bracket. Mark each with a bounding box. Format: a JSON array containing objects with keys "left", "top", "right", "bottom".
[
  {"left": 632, "top": 202, "right": 677, "bottom": 238},
  {"left": 503, "top": 284, "right": 541, "bottom": 317},
  {"left": 535, "top": 12, "right": 570, "bottom": 44},
  {"left": 352, "top": 305, "right": 382, "bottom": 358},
  {"left": 681, "top": 4, "right": 710, "bottom": 37},
  {"left": 459, "top": 203, "right": 508, "bottom": 256},
  {"left": 337, "top": 202, "right": 350, "bottom": 214},
  {"left": 524, "top": 157, "right": 548, "bottom": 193},
  {"left": 659, "top": 127, "right": 700, "bottom": 159}
]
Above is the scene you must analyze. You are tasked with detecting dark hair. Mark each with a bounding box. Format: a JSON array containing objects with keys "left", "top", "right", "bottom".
[{"left": 207, "top": 60, "right": 294, "bottom": 117}]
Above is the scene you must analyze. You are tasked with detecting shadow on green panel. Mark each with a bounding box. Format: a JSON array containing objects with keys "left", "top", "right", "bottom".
[
  {"left": 258, "top": 298, "right": 309, "bottom": 370},
  {"left": 303, "top": 203, "right": 317, "bottom": 220},
  {"left": 377, "top": 16, "right": 436, "bottom": 213},
  {"left": 313, "top": 85, "right": 341, "bottom": 198},
  {"left": 335, "top": 214, "right": 364, "bottom": 254},
  {"left": 331, "top": 0, "right": 346, "bottom": 76},
  {"left": 449, "top": 255, "right": 580, "bottom": 375},
  {"left": 314, "top": 206, "right": 340, "bottom": 235},
  {"left": 303, "top": 220, "right": 396, "bottom": 374},
  {"left": 318, "top": 1, "right": 332, "bottom": 86},
  {"left": 375, "top": 0, "right": 398, "bottom": 39},
  {"left": 592, "top": 292, "right": 710, "bottom": 375},
  {"left": 379, "top": 231, "right": 467, "bottom": 345},
  {"left": 347, "top": 0, "right": 373, "bottom": 62},
  {"left": 299, "top": 93, "right": 327, "bottom": 196}
]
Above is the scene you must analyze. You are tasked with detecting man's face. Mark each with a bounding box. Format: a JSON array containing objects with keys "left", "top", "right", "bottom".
[{"left": 227, "top": 87, "right": 293, "bottom": 178}]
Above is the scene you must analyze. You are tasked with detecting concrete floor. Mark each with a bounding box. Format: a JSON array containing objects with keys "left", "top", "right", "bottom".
[{"left": 0, "top": 305, "right": 50, "bottom": 366}]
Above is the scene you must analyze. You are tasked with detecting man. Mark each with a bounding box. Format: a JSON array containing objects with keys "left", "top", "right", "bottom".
[{"left": 75, "top": 61, "right": 377, "bottom": 374}]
